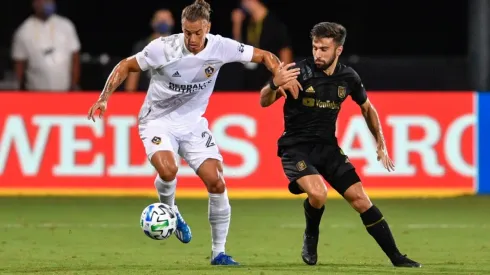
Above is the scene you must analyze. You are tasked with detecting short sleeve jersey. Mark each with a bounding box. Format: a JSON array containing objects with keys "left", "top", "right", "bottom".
[
  {"left": 278, "top": 58, "right": 368, "bottom": 147},
  {"left": 135, "top": 33, "right": 254, "bottom": 125}
]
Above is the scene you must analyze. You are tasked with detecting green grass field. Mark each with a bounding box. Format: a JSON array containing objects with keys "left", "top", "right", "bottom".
[{"left": 0, "top": 196, "right": 489, "bottom": 274}]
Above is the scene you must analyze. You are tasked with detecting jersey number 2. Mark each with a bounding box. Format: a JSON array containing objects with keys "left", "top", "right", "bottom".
[{"left": 201, "top": 132, "right": 215, "bottom": 148}]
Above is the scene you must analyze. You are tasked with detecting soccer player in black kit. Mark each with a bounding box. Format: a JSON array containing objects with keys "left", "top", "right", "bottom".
[{"left": 259, "top": 22, "right": 422, "bottom": 268}]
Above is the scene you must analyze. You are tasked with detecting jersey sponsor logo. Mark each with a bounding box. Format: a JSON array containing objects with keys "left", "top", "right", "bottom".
[
  {"left": 172, "top": 71, "right": 181, "bottom": 77},
  {"left": 168, "top": 80, "right": 212, "bottom": 94},
  {"left": 338, "top": 86, "right": 346, "bottom": 98},
  {"left": 204, "top": 66, "right": 215, "bottom": 78},
  {"left": 302, "top": 98, "right": 340, "bottom": 109}
]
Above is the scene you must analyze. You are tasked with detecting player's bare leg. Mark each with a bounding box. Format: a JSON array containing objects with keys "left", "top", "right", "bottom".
[
  {"left": 197, "top": 158, "right": 238, "bottom": 266},
  {"left": 296, "top": 175, "right": 327, "bottom": 265},
  {"left": 343, "top": 182, "right": 421, "bottom": 268},
  {"left": 151, "top": 151, "right": 192, "bottom": 243}
]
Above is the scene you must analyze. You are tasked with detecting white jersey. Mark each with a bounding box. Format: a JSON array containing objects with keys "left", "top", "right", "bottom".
[{"left": 135, "top": 33, "right": 254, "bottom": 128}]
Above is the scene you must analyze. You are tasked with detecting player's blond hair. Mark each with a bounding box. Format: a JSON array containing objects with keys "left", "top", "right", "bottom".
[{"left": 182, "top": 0, "right": 212, "bottom": 22}]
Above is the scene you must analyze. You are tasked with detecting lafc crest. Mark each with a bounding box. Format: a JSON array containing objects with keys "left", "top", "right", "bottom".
[
  {"left": 204, "top": 66, "right": 215, "bottom": 78},
  {"left": 296, "top": 160, "right": 307, "bottom": 171},
  {"left": 338, "top": 86, "right": 346, "bottom": 98}
]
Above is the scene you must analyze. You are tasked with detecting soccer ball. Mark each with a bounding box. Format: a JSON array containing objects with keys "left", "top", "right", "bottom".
[{"left": 140, "top": 203, "right": 177, "bottom": 240}]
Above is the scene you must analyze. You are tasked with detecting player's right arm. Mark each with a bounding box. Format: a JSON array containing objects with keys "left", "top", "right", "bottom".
[
  {"left": 260, "top": 62, "right": 301, "bottom": 107},
  {"left": 88, "top": 38, "right": 165, "bottom": 121}
]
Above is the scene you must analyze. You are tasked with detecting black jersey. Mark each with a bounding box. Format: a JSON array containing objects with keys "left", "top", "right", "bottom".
[{"left": 277, "top": 58, "right": 368, "bottom": 148}]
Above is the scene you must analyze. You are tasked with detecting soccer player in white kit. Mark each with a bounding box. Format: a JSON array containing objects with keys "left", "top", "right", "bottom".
[{"left": 87, "top": 0, "right": 301, "bottom": 266}]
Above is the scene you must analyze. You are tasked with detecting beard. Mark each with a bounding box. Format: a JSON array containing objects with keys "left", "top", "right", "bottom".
[{"left": 315, "top": 56, "right": 335, "bottom": 70}]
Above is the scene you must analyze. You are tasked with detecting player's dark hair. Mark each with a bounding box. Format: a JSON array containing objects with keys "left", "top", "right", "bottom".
[
  {"left": 310, "top": 22, "right": 347, "bottom": 46},
  {"left": 182, "top": 0, "right": 212, "bottom": 22}
]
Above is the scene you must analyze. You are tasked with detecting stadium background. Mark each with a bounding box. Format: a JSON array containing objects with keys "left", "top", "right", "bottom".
[
  {"left": 0, "top": 0, "right": 486, "bottom": 197},
  {"left": 0, "top": 0, "right": 490, "bottom": 274}
]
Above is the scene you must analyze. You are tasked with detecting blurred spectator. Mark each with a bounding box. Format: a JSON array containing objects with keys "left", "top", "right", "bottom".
[
  {"left": 11, "top": 0, "right": 81, "bottom": 91},
  {"left": 125, "top": 9, "right": 175, "bottom": 92},
  {"left": 232, "top": 0, "right": 293, "bottom": 90}
]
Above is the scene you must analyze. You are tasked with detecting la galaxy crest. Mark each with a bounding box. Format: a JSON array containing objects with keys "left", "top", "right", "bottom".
[
  {"left": 338, "top": 86, "right": 346, "bottom": 99},
  {"left": 151, "top": 136, "right": 162, "bottom": 145},
  {"left": 204, "top": 66, "right": 215, "bottom": 78}
]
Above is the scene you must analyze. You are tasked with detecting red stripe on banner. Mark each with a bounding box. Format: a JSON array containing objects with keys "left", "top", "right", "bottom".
[{"left": 0, "top": 92, "right": 475, "bottom": 197}]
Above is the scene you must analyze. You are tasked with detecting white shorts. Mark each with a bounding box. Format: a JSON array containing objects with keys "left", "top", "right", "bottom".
[{"left": 138, "top": 118, "right": 223, "bottom": 172}]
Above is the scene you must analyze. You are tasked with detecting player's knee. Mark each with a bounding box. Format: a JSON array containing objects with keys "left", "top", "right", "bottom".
[
  {"left": 308, "top": 188, "right": 327, "bottom": 208},
  {"left": 197, "top": 158, "right": 226, "bottom": 194},
  {"left": 157, "top": 165, "right": 178, "bottom": 182},
  {"left": 151, "top": 151, "right": 178, "bottom": 182},
  {"left": 348, "top": 192, "right": 372, "bottom": 213},
  {"left": 154, "top": 163, "right": 178, "bottom": 182},
  {"left": 206, "top": 177, "right": 225, "bottom": 194}
]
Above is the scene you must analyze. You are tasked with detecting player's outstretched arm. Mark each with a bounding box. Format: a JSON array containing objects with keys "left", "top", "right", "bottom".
[
  {"left": 252, "top": 49, "right": 302, "bottom": 99},
  {"left": 360, "top": 100, "right": 395, "bottom": 172},
  {"left": 87, "top": 56, "right": 141, "bottom": 121},
  {"left": 251, "top": 48, "right": 281, "bottom": 74}
]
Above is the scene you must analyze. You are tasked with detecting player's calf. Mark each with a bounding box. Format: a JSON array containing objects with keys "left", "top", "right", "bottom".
[
  {"left": 154, "top": 175, "right": 177, "bottom": 206},
  {"left": 343, "top": 181, "right": 421, "bottom": 267},
  {"left": 151, "top": 151, "right": 192, "bottom": 244},
  {"left": 296, "top": 175, "right": 327, "bottom": 265},
  {"left": 197, "top": 159, "right": 235, "bottom": 263}
]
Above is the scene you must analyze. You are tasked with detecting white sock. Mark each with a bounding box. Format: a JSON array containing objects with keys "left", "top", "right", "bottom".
[
  {"left": 208, "top": 189, "right": 231, "bottom": 259},
  {"left": 154, "top": 176, "right": 176, "bottom": 206}
]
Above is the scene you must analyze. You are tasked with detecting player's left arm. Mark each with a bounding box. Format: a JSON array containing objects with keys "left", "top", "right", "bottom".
[
  {"left": 351, "top": 72, "right": 395, "bottom": 171},
  {"left": 219, "top": 37, "right": 281, "bottom": 73},
  {"left": 359, "top": 99, "right": 384, "bottom": 146},
  {"left": 250, "top": 48, "right": 281, "bottom": 74},
  {"left": 219, "top": 37, "right": 301, "bottom": 97}
]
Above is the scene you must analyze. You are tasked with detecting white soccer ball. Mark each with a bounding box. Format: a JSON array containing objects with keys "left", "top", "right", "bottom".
[{"left": 140, "top": 203, "right": 177, "bottom": 240}]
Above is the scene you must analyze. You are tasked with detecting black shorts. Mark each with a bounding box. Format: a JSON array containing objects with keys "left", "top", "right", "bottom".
[{"left": 278, "top": 143, "right": 360, "bottom": 195}]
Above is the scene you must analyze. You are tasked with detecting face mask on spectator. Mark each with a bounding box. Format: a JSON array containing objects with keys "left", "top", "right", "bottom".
[
  {"left": 43, "top": 2, "right": 56, "bottom": 17},
  {"left": 153, "top": 22, "right": 173, "bottom": 35}
]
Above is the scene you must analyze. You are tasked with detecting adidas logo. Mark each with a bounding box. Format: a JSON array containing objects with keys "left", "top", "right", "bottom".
[
  {"left": 172, "top": 71, "right": 181, "bottom": 77},
  {"left": 306, "top": 86, "right": 315, "bottom": 93}
]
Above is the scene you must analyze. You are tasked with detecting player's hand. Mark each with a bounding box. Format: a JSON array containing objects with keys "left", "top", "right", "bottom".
[
  {"left": 376, "top": 143, "right": 395, "bottom": 172},
  {"left": 281, "top": 79, "right": 302, "bottom": 99},
  {"left": 231, "top": 9, "right": 245, "bottom": 24},
  {"left": 273, "top": 62, "right": 300, "bottom": 86},
  {"left": 272, "top": 62, "right": 302, "bottom": 99},
  {"left": 87, "top": 100, "right": 107, "bottom": 122}
]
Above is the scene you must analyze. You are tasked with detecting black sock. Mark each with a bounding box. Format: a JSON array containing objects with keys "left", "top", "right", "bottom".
[
  {"left": 303, "top": 198, "right": 325, "bottom": 236},
  {"left": 360, "top": 205, "right": 401, "bottom": 259}
]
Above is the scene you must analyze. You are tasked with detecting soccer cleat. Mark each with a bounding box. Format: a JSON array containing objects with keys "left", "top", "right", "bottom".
[
  {"left": 172, "top": 205, "right": 192, "bottom": 243},
  {"left": 210, "top": 252, "right": 240, "bottom": 265},
  {"left": 391, "top": 254, "right": 422, "bottom": 268},
  {"left": 301, "top": 233, "right": 319, "bottom": 265}
]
